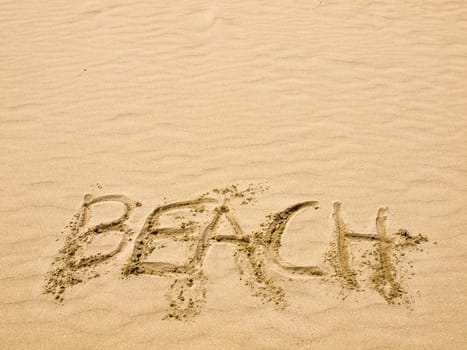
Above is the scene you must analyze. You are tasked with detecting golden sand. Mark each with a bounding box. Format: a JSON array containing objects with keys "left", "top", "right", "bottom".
[{"left": 1, "top": 1, "right": 466, "bottom": 349}]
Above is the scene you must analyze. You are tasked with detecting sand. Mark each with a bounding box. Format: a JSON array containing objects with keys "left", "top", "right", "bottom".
[{"left": 1, "top": 1, "right": 466, "bottom": 349}]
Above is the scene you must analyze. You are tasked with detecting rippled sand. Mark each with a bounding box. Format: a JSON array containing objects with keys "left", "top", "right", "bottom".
[{"left": 1, "top": 1, "right": 466, "bottom": 349}]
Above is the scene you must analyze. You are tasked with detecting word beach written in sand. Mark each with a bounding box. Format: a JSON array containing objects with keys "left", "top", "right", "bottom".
[{"left": 45, "top": 185, "right": 428, "bottom": 320}]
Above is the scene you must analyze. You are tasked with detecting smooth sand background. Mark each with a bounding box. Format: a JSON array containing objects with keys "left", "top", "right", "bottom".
[{"left": 1, "top": 1, "right": 466, "bottom": 349}]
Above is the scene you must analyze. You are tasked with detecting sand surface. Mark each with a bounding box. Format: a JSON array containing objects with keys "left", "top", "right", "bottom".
[{"left": 1, "top": 1, "right": 466, "bottom": 349}]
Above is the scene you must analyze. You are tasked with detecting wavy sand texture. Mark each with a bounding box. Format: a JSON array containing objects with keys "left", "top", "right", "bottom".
[{"left": 1, "top": 0, "right": 467, "bottom": 349}]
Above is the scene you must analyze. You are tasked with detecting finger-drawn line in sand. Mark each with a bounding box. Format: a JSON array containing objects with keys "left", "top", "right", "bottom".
[
  {"left": 45, "top": 184, "right": 428, "bottom": 318},
  {"left": 122, "top": 198, "right": 220, "bottom": 319},
  {"left": 325, "top": 202, "right": 428, "bottom": 304},
  {"left": 234, "top": 201, "right": 324, "bottom": 310},
  {"left": 331, "top": 202, "right": 359, "bottom": 288},
  {"left": 44, "top": 194, "right": 139, "bottom": 301},
  {"left": 264, "top": 201, "right": 324, "bottom": 276}
]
